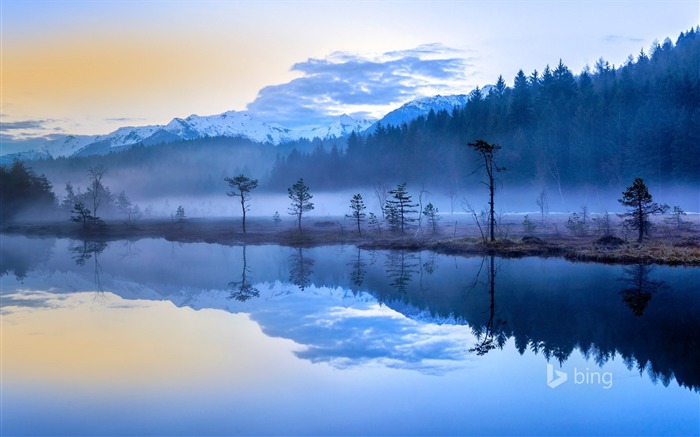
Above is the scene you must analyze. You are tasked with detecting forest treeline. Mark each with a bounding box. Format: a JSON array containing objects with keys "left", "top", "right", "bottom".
[
  {"left": 2, "top": 27, "right": 698, "bottom": 221},
  {"left": 268, "top": 27, "right": 700, "bottom": 191}
]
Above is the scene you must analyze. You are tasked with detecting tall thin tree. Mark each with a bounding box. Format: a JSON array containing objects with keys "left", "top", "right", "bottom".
[
  {"left": 467, "top": 140, "right": 505, "bottom": 242},
  {"left": 225, "top": 174, "right": 259, "bottom": 233}
]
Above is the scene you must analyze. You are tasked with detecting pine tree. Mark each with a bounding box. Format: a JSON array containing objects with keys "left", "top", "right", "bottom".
[
  {"left": 288, "top": 178, "right": 314, "bottom": 231},
  {"left": 385, "top": 183, "right": 418, "bottom": 233},
  {"left": 346, "top": 193, "right": 366, "bottom": 236},
  {"left": 422, "top": 202, "right": 440, "bottom": 233},
  {"left": 618, "top": 178, "right": 668, "bottom": 242}
]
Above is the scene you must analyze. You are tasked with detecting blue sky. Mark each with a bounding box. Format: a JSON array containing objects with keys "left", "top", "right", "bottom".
[{"left": 1, "top": 0, "right": 698, "bottom": 151}]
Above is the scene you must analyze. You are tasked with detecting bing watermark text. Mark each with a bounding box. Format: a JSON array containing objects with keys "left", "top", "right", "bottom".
[{"left": 547, "top": 363, "right": 613, "bottom": 389}]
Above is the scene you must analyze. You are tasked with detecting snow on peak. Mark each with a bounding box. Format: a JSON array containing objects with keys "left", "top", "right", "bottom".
[{"left": 296, "top": 114, "right": 375, "bottom": 140}]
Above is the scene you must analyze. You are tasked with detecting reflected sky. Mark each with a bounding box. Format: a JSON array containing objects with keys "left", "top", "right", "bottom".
[{"left": 1, "top": 235, "right": 698, "bottom": 436}]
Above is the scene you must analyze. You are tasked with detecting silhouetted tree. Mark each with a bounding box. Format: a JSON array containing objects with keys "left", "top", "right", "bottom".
[
  {"left": 86, "top": 165, "right": 109, "bottom": 221},
  {"left": 422, "top": 202, "right": 440, "bottom": 233},
  {"left": 70, "top": 202, "right": 94, "bottom": 229},
  {"left": 288, "top": 178, "right": 314, "bottom": 231},
  {"left": 385, "top": 183, "right": 418, "bottom": 233},
  {"left": 225, "top": 174, "right": 259, "bottom": 233},
  {"left": 467, "top": 140, "right": 505, "bottom": 242},
  {"left": 346, "top": 193, "right": 366, "bottom": 236},
  {"left": 618, "top": 178, "right": 668, "bottom": 242},
  {"left": 0, "top": 160, "right": 57, "bottom": 221},
  {"left": 116, "top": 191, "right": 141, "bottom": 228},
  {"left": 368, "top": 212, "right": 382, "bottom": 233},
  {"left": 174, "top": 205, "right": 186, "bottom": 223}
]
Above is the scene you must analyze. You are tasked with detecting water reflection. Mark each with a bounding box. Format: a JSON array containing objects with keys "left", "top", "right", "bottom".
[
  {"left": 228, "top": 245, "right": 259, "bottom": 302},
  {"left": 384, "top": 250, "right": 419, "bottom": 294},
  {"left": 619, "top": 264, "right": 667, "bottom": 317},
  {"left": 289, "top": 247, "right": 314, "bottom": 290},
  {"left": 70, "top": 240, "right": 108, "bottom": 292},
  {"left": 348, "top": 247, "right": 366, "bottom": 289},
  {"left": 1, "top": 235, "right": 699, "bottom": 391},
  {"left": 469, "top": 255, "right": 507, "bottom": 356}
]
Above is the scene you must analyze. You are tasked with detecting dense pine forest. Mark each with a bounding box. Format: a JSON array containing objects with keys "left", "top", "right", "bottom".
[{"left": 268, "top": 28, "right": 700, "bottom": 191}]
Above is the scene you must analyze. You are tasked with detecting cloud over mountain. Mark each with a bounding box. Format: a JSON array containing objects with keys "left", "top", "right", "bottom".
[{"left": 246, "top": 44, "right": 474, "bottom": 129}]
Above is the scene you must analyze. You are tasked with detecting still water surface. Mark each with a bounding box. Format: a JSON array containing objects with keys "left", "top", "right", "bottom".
[{"left": 1, "top": 235, "right": 698, "bottom": 436}]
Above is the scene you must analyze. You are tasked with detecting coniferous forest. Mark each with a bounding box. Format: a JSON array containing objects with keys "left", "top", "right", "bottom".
[{"left": 268, "top": 28, "right": 699, "bottom": 191}]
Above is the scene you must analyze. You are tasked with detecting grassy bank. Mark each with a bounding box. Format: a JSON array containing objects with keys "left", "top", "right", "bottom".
[{"left": 2, "top": 214, "right": 699, "bottom": 266}]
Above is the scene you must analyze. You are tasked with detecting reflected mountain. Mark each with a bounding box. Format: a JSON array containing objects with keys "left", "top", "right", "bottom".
[
  {"left": 0, "top": 235, "right": 54, "bottom": 281},
  {"left": 1, "top": 235, "right": 698, "bottom": 390}
]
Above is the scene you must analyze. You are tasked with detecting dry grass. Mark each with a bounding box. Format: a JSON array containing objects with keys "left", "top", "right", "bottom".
[{"left": 3, "top": 213, "right": 699, "bottom": 266}]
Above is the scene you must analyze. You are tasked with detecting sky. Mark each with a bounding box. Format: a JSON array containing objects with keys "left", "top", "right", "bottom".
[{"left": 1, "top": 0, "right": 698, "bottom": 153}]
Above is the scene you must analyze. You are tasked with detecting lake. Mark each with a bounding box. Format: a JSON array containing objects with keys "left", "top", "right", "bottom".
[{"left": 1, "top": 235, "right": 698, "bottom": 436}]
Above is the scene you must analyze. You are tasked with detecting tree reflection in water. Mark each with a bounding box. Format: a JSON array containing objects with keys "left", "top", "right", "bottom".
[
  {"left": 469, "top": 255, "right": 507, "bottom": 356},
  {"left": 384, "top": 250, "right": 419, "bottom": 294},
  {"left": 619, "top": 264, "right": 666, "bottom": 317},
  {"left": 228, "top": 245, "right": 260, "bottom": 302},
  {"left": 70, "top": 240, "right": 108, "bottom": 292},
  {"left": 289, "top": 247, "right": 314, "bottom": 291},
  {"left": 349, "top": 247, "right": 366, "bottom": 291}
]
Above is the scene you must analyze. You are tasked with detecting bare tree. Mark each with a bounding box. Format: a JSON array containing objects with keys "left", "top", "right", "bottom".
[
  {"left": 536, "top": 188, "right": 549, "bottom": 223},
  {"left": 373, "top": 183, "right": 390, "bottom": 219},
  {"left": 87, "top": 165, "right": 108, "bottom": 220},
  {"left": 462, "top": 197, "right": 487, "bottom": 243}
]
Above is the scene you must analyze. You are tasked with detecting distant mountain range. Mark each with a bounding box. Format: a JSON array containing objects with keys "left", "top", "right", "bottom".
[{"left": 2, "top": 90, "right": 485, "bottom": 162}]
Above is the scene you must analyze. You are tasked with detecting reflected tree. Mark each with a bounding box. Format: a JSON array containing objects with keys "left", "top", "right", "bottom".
[
  {"left": 619, "top": 264, "right": 666, "bottom": 317},
  {"left": 289, "top": 248, "right": 315, "bottom": 290},
  {"left": 384, "top": 250, "right": 419, "bottom": 294},
  {"left": 70, "top": 240, "right": 108, "bottom": 291},
  {"left": 228, "top": 245, "right": 259, "bottom": 302},
  {"left": 348, "top": 247, "right": 366, "bottom": 291},
  {"left": 469, "top": 255, "right": 507, "bottom": 356}
]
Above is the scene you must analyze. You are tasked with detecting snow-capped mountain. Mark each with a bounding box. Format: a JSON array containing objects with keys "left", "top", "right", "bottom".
[
  {"left": 370, "top": 94, "right": 469, "bottom": 130},
  {"left": 2, "top": 87, "right": 493, "bottom": 161},
  {"left": 296, "top": 114, "right": 375, "bottom": 140},
  {"left": 12, "top": 110, "right": 301, "bottom": 160},
  {"left": 365, "top": 86, "right": 494, "bottom": 132},
  {"left": 164, "top": 111, "right": 296, "bottom": 144}
]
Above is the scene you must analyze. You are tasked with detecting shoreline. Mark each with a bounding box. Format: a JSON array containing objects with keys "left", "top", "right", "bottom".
[{"left": 2, "top": 217, "right": 699, "bottom": 267}]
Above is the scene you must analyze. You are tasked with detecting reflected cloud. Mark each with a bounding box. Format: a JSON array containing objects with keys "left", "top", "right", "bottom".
[{"left": 253, "top": 292, "right": 474, "bottom": 375}]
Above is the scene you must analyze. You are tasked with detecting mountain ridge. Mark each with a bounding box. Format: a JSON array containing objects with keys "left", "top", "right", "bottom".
[{"left": 1, "top": 91, "right": 486, "bottom": 162}]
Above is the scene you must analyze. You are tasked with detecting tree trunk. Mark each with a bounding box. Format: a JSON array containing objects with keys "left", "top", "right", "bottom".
[
  {"left": 637, "top": 202, "right": 644, "bottom": 242},
  {"left": 241, "top": 196, "right": 246, "bottom": 233},
  {"left": 489, "top": 177, "right": 495, "bottom": 242}
]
